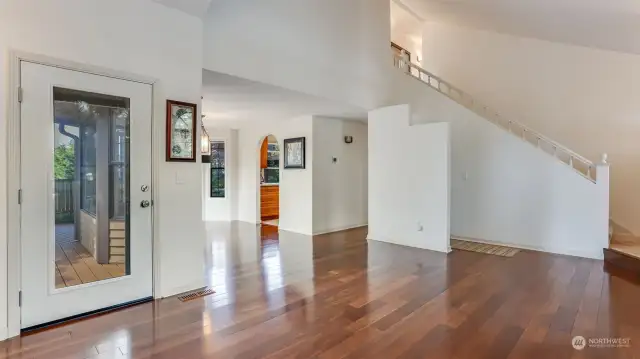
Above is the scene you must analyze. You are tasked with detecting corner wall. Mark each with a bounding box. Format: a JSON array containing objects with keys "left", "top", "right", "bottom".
[
  {"left": 235, "top": 117, "right": 314, "bottom": 235},
  {"left": 391, "top": 68, "right": 610, "bottom": 259},
  {"left": 312, "top": 117, "right": 368, "bottom": 234},
  {"left": 368, "top": 104, "right": 451, "bottom": 253},
  {"left": 423, "top": 21, "right": 637, "bottom": 234}
]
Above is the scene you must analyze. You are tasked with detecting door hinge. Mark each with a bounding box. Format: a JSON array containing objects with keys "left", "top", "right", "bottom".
[
  {"left": 18, "top": 189, "right": 22, "bottom": 204},
  {"left": 17, "top": 87, "right": 23, "bottom": 103},
  {"left": 18, "top": 291, "right": 22, "bottom": 307}
]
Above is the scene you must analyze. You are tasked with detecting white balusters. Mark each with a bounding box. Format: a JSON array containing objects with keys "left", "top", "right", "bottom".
[{"left": 391, "top": 52, "right": 599, "bottom": 183}]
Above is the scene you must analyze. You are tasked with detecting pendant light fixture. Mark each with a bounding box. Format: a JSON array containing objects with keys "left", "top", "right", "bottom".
[{"left": 200, "top": 114, "right": 210, "bottom": 155}]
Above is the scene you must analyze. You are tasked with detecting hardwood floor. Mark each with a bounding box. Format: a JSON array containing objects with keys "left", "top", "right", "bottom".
[
  {"left": 5, "top": 222, "right": 640, "bottom": 358},
  {"left": 55, "top": 224, "right": 126, "bottom": 289}
]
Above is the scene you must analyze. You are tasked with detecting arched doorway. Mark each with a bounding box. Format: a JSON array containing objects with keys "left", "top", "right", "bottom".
[{"left": 258, "top": 135, "right": 280, "bottom": 235}]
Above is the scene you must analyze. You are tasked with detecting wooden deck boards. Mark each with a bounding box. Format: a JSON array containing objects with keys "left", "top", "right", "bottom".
[{"left": 55, "top": 224, "right": 126, "bottom": 288}]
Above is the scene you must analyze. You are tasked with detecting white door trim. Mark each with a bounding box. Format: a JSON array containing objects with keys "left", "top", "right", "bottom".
[{"left": 6, "top": 50, "right": 161, "bottom": 338}]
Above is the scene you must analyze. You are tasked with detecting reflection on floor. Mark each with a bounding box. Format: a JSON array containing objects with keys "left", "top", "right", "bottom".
[
  {"left": 55, "top": 224, "right": 126, "bottom": 289},
  {"left": 260, "top": 223, "right": 279, "bottom": 243},
  {"left": 7, "top": 222, "right": 640, "bottom": 358}
]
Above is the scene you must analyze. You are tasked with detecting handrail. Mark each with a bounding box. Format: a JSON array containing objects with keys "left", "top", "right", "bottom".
[{"left": 392, "top": 53, "right": 598, "bottom": 182}]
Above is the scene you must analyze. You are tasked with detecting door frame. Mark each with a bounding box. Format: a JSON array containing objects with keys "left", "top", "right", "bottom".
[{"left": 6, "top": 50, "right": 161, "bottom": 338}]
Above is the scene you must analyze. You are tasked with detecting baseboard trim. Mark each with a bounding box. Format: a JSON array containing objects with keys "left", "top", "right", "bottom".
[
  {"left": 450, "top": 235, "right": 603, "bottom": 260},
  {"left": 277, "top": 227, "right": 313, "bottom": 236},
  {"left": 367, "top": 233, "right": 450, "bottom": 253},
  {"left": 0, "top": 327, "right": 8, "bottom": 341},
  {"left": 313, "top": 224, "right": 367, "bottom": 236}
]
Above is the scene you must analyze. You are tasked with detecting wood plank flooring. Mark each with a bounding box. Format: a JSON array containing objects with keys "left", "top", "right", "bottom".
[
  {"left": 5, "top": 223, "right": 640, "bottom": 358},
  {"left": 55, "top": 224, "right": 125, "bottom": 288}
]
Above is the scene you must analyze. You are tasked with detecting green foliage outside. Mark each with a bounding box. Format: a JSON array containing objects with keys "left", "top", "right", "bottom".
[{"left": 54, "top": 144, "right": 75, "bottom": 179}]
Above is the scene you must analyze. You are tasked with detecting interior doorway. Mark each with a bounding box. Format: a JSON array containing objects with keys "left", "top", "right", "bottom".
[
  {"left": 259, "top": 135, "right": 280, "bottom": 238},
  {"left": 19, "top": 61, "right": 153, "bottom": 329}
]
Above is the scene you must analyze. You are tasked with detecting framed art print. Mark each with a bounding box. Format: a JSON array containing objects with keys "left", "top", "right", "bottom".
[
  {"left": 283, "top": 137, "right": 306, "bottom": 169},
  {"left": 166, "top": 100, "right": 197, "bottom": 162}
]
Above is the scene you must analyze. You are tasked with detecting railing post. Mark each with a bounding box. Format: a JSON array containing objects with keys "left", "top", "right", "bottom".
[{"left": 595, "top": 154, "right": 610, "bottom": 247}]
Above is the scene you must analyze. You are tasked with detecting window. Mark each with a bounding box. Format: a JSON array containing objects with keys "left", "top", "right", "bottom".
[
  {"left": 263, "top": 142, "right": 279, "bottom": 184},
  {"left": 210, "top": 141, "right": 225, "bottom": 197}
]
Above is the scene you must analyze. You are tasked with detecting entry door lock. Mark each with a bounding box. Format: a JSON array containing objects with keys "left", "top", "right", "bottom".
[{"left": 140, "top": 200, "right": 151, "bottom": 208}]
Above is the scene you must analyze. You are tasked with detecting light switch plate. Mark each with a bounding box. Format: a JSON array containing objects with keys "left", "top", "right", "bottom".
[{"left": 175, "top": 171, "right": 185, "bottom": 185}]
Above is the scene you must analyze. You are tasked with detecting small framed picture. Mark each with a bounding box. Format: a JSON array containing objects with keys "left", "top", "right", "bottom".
[
  {"left": 166, "top": 100, "right": 197, "bottom": 162},
  {"left": 284, "top": 137, "right": 306, "bottom": 169}
]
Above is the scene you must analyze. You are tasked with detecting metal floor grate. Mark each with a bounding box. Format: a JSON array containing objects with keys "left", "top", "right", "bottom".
[{"left": 177, "top": 287, "right": 215, "bottom": 302}]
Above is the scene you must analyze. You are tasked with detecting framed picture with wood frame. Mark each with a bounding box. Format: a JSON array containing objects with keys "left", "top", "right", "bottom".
[
  {"left": 166, "top": 100, "right": 197, "bottom": 162},
  {"left": 283, "top": 137, "right": 306, "bottom": 169}
]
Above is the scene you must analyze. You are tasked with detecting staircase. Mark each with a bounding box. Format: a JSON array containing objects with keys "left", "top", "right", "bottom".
[
  {"left": 109, "top": 220, "right": 126, "bottom": 264},
  {"left": 392, "top": 54, "right": 602, "bottom": 182},
  {"left": 391, "top": 55, "right": 638, "bottom": 274},
  {"left": 604, "top": 223, "right": 640, "bottom": 281}
]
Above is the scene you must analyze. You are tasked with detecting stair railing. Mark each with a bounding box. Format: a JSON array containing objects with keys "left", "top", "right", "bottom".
[{"left": 393, "top": 53, "right": 597, "bottom": 182}]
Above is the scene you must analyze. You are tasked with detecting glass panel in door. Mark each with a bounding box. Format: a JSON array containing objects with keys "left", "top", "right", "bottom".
[{"left": 53, "top": 87, "right": 130, "bottom": 289}]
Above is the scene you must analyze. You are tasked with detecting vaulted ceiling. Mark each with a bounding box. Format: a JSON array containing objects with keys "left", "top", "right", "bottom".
[
  {"left": 201, "top": 70, "right": 366, "bottom": 126},
  {"left": 398, "top": 0, "right": 640, "bottom": 54}
]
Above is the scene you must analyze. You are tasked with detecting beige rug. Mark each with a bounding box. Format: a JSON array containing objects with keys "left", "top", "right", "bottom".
[{"left": 451, "top": 239, "right": 520, "bottom": 257}]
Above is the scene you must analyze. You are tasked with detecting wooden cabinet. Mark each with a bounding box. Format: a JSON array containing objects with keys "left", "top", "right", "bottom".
[
  {"left": 260, "top": 139, "right": 268, "bottom": 169},
  {"left": 260, "top": 185, "right": 279, "bottom": 220}
]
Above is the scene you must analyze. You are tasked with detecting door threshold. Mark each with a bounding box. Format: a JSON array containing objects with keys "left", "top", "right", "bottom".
[{"left": 21, "top": 296, "right": 153, "bottom": 335}]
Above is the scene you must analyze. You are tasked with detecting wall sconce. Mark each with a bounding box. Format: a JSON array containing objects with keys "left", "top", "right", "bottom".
[
  {"left": 344, "top": 136, "right": 353, "bottom": 144},
  {"left": 200, "top": 115, "right": 210, "bottom": 155}
]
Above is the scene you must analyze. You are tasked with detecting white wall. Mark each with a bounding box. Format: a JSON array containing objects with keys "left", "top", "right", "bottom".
[
  {"left": 235, "top": 117, "right": 314, "bottom": 235},
  {"left": 368, "top": 104, "right": 451, "bottom": 253},
  {"left": 422, "top": 22, "right": 638, "bottom": 234},
  {"left": 389, "top": 68, "right": 610, "bottom": 259},
  {"left": 312, "top": 117, "right": 368, "bottom": 234},
  {"left": 203, "top": 0, "right": 395, "bottom": 111},
  {"left": 0, "top": 0, "right": 205, "bottom": 337},
  {"left": 203, "top": 128, "right": 238, "bottom": 221}
]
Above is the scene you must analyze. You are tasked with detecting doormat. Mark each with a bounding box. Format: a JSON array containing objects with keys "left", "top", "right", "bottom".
[
  {"left": 177, "top": 287, "right": 215, "bottom": 302},
  {"left": 450, "top": 239, "right": 520, "bottom": 257}
]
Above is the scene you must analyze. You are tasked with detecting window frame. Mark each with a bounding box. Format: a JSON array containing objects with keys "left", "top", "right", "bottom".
[
  {"left": 210, "top": 140, "right": 226, "bottom": 198},
  {"left": 263, "top": 142, "right": 280, "bottom": 184}
]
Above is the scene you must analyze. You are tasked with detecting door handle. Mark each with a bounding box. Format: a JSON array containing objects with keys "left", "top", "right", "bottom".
[{"left": 140, "top": 200, "right": 151, "bottom": 208}]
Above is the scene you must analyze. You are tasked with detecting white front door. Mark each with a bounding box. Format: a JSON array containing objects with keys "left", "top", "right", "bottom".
[{"left": 20, "top": 61, "right": 153, "bottom": 329}]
